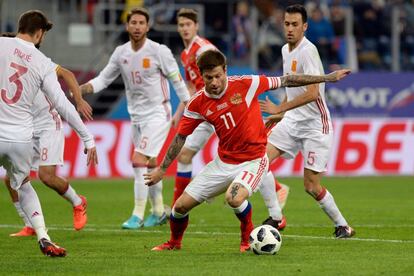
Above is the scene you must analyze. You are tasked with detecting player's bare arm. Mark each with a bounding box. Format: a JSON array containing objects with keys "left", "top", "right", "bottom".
[
  {"left": 144, "top": 134, "right": 187, "bottom": 186},
  {"left": 279, "top": 69, "right": 351, "bottom": 87},
  {"left": 57, "top": 67, "right": 93, "bottom": 121},
  {"left": 80, "top": 83, "right": 94, "bottom": 95}
]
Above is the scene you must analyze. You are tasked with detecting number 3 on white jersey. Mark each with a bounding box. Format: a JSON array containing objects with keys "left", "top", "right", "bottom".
[{"left": 220, "top": 112, "right": 236, "bottom": 129}]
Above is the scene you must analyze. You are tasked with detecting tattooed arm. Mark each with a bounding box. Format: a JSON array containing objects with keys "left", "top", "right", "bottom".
[
  {"left": 279, "top": 69, "right": 350, "bottom": 87},
  {"left": 144, "top": 134, "right": 187, "bottom": 186}
]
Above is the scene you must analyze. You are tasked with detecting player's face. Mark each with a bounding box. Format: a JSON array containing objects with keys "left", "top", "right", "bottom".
[
  {"left": 177, "top": 17, "right": 198, "bottom": 42},
  {"left": 284, "top": 12, "right": 307, "bottom": 47},
  {"left": 202, "top": 66, "right": 227, "bottom": 96},
  {"left": 126, "top": 14, "right": 149, "bottom": 43}
]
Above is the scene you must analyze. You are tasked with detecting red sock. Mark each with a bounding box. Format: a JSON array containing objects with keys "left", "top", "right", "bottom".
[
  {"left": 169, "top": 214, "right": 189, "bottom": 245},
  {"left": 235, "top": 202, "right": 253, "bottom": 243},
  {"left": 172, "top": 174, "right": 191, "bottom": 206},
  {"left": 275, "top": 179, "right": 282, "bottom": 192},
  {"left": 315, "top": 187, "right": 327, "bottom": 201}
]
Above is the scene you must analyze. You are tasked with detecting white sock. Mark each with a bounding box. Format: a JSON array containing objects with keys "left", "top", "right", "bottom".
[
  {"left": 232, "top": 200, "right": 248, "bottom": 214},
  {"left": 318, "top": 189, "right": 348, "bottom": 227},
  {"left": 177, "top": 162, "right": 192, "bottom": 174},
  {"left": 132, "top": 167, "right": 148, "bottom": 219},
  {"left": 13, "top": 201, "right": 32, "bottom": 227},
  {"left": 62, "top": 185, "right": 82, "bottom": 207},
  {"left": 148, "top": 167, "right": 164, "bottom": 216},
  {"left": 18, "top": 182, "right": 50, "bottom": 241},
  {"left": 259, "top": 172, "right": 283, "bottom": 220}
]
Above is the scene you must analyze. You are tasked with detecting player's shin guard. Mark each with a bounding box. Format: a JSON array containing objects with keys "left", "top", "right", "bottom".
[
  {"left": 13, "top": 201, "right": 32, "bottom": 227},
  {"left": 317, "top": 187, "right": 348, "bottom": 226},
  {"left": 172, "top": 162, "right": 192, "bottom": 205},
  {"left": 18, "top": 182, "right": 50, "bottom": 241},
  {"left": 169, "top": 209, "right": 189, "bottom": 245}
]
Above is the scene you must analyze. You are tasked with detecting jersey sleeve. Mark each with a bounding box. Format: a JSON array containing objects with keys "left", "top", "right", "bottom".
[
  {"left": 301, "top": 46, "right": 323, "bottom": 75},
  {"left": 89, "top": 48, "right": 121, "bottom": 93},
  {"left": 177, "top": 99, "right": 205, "bottom": 136},
  {"left": 41, "top": 72, "right": 95, "bottom": 149},
  {"left": 195, "top": 43, "right": 216, "bottom": 58},
  {"left": 159, "top": 45, "right": 190, "bottom": 103}
]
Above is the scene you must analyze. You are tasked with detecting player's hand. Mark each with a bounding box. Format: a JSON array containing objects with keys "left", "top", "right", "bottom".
[
  {"left": 144, "top": 167, "right": 165, "bottom": 186},
  {"left": 265, "top": 112, "right": 284, "bottom": 128},
  {"left": 85, "top": 147, "right": 98, "bottom": 166},
  {"left": 76, "top": 99, "right": 93, "bottom": 121},
  {"left": 259, "top": 96, "right": 279, "bottom": 114},
  {"left": 327, "top": 69, "right": 351, "bottom": 82}
]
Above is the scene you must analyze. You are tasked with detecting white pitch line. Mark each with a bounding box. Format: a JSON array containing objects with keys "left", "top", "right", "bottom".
[{"left": 1, "top": 224, "right": 413, "bottom": 244}]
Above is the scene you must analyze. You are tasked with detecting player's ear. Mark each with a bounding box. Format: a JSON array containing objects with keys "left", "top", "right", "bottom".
[
  {"left": 125, "top": 22, "right": 129, "bottom": 32},
  {"left": 303, "top": 22, "right": 308, "bottom": 32}
]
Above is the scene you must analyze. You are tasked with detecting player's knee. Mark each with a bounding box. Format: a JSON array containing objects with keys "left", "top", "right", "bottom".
[{"left": 173, "top": 200, "right": 189, "bottom": 214}]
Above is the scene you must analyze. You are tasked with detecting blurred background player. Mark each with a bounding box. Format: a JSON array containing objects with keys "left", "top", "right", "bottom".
[
  {"left": 174, "top": 9, "right": 289, "bottom": 222},
  {"left": 2, "top": 32, "right": 93, "bottom": 236},
  {"left": 0, "top": 10, "right": 98, "bottom": 256},
  {"left": 144, "top": 50, "right": 350, "bottom": 252},
  {"left": 261, "top": 4, "right": 355, "bottom": 238},
  {"left": 80, "top": 8, "right": 190, "bottom": 229}
]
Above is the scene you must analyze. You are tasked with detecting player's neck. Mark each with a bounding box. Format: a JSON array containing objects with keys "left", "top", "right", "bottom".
[
  {"left": 184, "top": 35, "right": 196, "bottom": 49},
  {"left": 16, "top": 33, "right": 35, "bottom": 45},
  {"left": 288, "top": 36, "right": 304, "bottom": 52},
  {"left": 130, "top": 37, "right": 146, "bottom": 51}
]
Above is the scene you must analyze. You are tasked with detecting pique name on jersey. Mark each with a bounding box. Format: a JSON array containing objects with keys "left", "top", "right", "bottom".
[{"left": 14, "top": 48, "right": 32, "bottom": 62}]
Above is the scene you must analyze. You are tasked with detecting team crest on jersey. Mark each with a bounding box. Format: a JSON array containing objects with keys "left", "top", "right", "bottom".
[
  {"left": 142, "top": 58, "right": 150, "bottom": 68},
  {"left": 291, "top": 60, "right": 297, "bottom": 73},
  {"left": 230, "top": 93, "right": 243, "bottom": 105}
]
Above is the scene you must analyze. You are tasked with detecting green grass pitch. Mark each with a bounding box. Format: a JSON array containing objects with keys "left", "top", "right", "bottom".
[{"left": 0, "top": 176, "right": 413, "bottom": 275}]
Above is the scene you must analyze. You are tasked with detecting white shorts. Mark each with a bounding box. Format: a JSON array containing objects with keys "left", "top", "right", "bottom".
[
  {"left": 184, "top": 122, "right": 215, "bottom": 152},
  {"left": 131, "top": 119, "right": 171, "bottom": 158},
  {"left": 268, "top": 119, "right": 333, "bottom": 172},
  {"left": 0, "top": 141, "right": 32, "bottom": 190},
  {"left": 31, "top": 129, "right": 65, "bottom": 170},
  {"left": 185, "top": 155, "right": 269, "bottom": 203}
]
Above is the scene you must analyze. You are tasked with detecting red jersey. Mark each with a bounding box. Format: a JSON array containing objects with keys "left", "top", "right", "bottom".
[
  {"left": 178, "top": 75, "right": 281, "bottom": 164},
  {"left": 180, "top": 35, "right": 216, "bottom": 91}
]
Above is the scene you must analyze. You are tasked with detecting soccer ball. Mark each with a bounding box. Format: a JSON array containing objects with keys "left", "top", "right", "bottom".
[{"left": 249, "top": 225, "right": 282, "bottom": 255}]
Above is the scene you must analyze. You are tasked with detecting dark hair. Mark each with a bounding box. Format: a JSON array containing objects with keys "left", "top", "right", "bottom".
[
  {"left": 285, "top": 4, "right": 307, "bottom": 23},
  {"left": 127, "top": 7, "right": 150, "bottom": 23},
  {"left": 18, "top": 10, "right": 53, "bottom": 35},
  {"left": 177, "top": 8, "right": 198, "bottom": 23},
  {"left": 1, "top": 32, "right": 16, "bottom": 38},
  {"left": 197, "top": 50, "right": 226, "bottom": 74}
]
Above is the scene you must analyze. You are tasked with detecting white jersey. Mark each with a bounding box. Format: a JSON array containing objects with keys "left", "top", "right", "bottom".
[
  {"left": 32, "top": 65, "right": 62, "bottom": 132},
  {"left": 282, "top": 37, "right": 332, "bottom": 134},
  {"left": 0, "top": 37, "right": 94, "bottom": 148},
  {"left": 89, "top": 38, "right": 190, "bottom": 124}
]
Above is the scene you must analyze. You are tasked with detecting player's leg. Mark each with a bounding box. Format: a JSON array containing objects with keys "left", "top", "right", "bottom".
[
  {"left": 173, "top": 122, "right": 214, "bottom": 205},
  {"left": 38, "top": 165, "right": 87, "bottom": 230},
  {"left": 226, "top": 155, "right": 269, "bottom": 252},
  {"left": 3, "top": 142, "right": 65, "bottom": 256},
  {"left": 173, "top": 147, "right": 196, "bottom": 205},
  {"left": 153, "top": 157, "right": 231, "bottom": 251},
  {"left": 5, "top": 176, "right": 35, "bottom": 236},
  {"left": 152, "top": 192, "right": 200, "bottom": 251},
  {"left": 144, "top": 157, "right": 167, "bottom": 227},
  {"left": 122, "top": 150, "right": 150, "bottom": 229},
  {"left": 36, "top": 129, "right": 87, "bottom": 230},
  {"left": 302, "top": 133, "right": 355, "bottom": 238},
  {"left": 136, "top": 120, "right": 171, "bottom": 227}
]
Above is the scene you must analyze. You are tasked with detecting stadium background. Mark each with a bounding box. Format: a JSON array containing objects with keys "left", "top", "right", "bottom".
[{"left": 2, "top": 0, "right": 413, "bottom": 178}]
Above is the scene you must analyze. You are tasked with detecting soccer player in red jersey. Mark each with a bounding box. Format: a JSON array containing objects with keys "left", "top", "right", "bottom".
[
  {"left": 144, "top": 50, "right": 350, "bottom": 252},
  {"left": 173, "top": 9, "right": 290, "bottom": 220}
]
